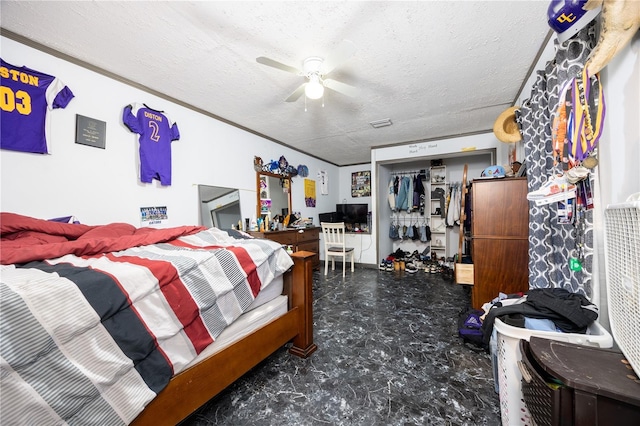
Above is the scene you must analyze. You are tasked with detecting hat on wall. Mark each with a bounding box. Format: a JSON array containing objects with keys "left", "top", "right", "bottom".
[
  {"left": 493, "top": 106, "right": 522, "bottom": 143},
  {"left": 547, "top": 0, "right": 601, "bottom": 44}
]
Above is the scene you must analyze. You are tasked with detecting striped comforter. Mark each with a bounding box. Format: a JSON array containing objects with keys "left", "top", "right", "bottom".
[{"left": 0, "top": 220, "right": 293, "bottom": 425}]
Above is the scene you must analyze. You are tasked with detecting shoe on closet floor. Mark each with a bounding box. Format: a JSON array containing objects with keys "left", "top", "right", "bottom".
[
  {"left": 379, "top": 259, "right": 387, "bottom": 270},
  {"left": 405, "top": 262, "right": 418, "bottom": 274}
]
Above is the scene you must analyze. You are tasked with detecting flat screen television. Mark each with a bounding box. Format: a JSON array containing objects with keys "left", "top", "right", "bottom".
[{"left": 336, "top": 203, "right": 369, "bottom": 225}]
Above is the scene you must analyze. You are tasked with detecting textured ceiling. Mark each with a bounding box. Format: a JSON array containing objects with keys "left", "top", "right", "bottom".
[{"left": 0, "top": 1, "right": 551, "bottom": 166}]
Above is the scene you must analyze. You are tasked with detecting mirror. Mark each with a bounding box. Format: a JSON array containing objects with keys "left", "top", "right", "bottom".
[
  {"left": 256, "top": 171, "right": 292, "bottom": 225},
  {"left": 198, "top": 185, "right": 242, "bottom": 230}
]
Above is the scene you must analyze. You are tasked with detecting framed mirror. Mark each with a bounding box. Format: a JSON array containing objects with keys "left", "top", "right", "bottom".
[
  {"left": 256, "top": 171, "right": 292, "bottom": 224},
  {"left": 198, "top": 185, "right": 242, "bottom": 230}
]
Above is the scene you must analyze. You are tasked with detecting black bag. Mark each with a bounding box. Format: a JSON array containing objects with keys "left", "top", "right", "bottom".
[{"left": 458, "top": 308, "right": 487, "bottom": 350}]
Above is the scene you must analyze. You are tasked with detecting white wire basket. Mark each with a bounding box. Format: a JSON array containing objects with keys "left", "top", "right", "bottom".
[{"left": 604, "top": 200, "right": 640, "bottom": 377}]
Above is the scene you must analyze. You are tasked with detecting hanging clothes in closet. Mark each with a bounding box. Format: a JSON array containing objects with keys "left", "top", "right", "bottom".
[
  {"left": 396, "top": 176, "right": 411, "bottom": 212},
  {"left": 446, "top": 183, "right": 462, "bottom": 227},
  {"left": 413, "top": 172, "right": 426, "bottom": 215},
  {"left": 387, "top": 170, "right": 430, "bottom": 243},
  {"left": 388, "top": 172, "right": 426, "bottom": 214},
  {"left": 388, "top": 176, "right": 398, "bottom": 212}
]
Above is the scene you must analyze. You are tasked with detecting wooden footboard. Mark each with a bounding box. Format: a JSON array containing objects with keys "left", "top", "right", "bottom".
[{"left": 131, "top": 251, "right": 316, "bottom": 426}]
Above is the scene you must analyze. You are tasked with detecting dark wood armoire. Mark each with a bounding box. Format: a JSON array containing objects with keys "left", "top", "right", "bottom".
[{"left": 470, "top": 177, "right": 529, "bottom": 309}]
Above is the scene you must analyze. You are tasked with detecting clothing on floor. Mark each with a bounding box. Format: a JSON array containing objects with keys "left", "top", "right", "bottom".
[{"left": 481, "top": 287, "right": 598, "bottom": 347}]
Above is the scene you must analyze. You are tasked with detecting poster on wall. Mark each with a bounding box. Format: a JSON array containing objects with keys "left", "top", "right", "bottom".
[
  {"left": 318, "top": 170, "right": 328, "bottom": 195},
  {"left": 304, "top": 179, "right": 316, "bottom": 207},
  {"left": 351, "top": 171, "right": 371, "bottom": 197},
  {"left": 140, "top": 206, "right": 168, "bottom": 226}
]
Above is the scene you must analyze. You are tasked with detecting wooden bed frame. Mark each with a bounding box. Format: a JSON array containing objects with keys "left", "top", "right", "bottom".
[{"left": 131, "top": 251, "right": 317, "bottom": 426}]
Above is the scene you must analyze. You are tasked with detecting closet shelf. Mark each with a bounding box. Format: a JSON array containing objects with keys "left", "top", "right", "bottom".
[{"left": 429, "top": 164, "right": 448, "bottom": 257}]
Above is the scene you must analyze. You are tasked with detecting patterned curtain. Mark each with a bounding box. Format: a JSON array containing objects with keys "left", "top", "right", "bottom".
[{"left": 520, "top": 24, "right": 597, "bottom": 298}]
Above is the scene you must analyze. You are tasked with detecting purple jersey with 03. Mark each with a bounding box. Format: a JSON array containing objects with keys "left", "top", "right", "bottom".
[
  {"left": 123, "top": 103, "right": 180, "bottom": 186},
  {"left": 1, "top": 58, "right": 74, "bottom": 154}
]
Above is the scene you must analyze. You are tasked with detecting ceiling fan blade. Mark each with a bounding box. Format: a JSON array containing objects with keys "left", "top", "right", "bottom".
[
  {"left": 323, "top": 79, "right": 357, "bottom": 98},
  {"left": 321, "top": 40, "right": 356, "bottom": 76},
  {"left": 256, "top": 56, "right": 301, "bottom": 75},
  {"left": 285, "top": 83, "right": 306, "bottom": 102}
]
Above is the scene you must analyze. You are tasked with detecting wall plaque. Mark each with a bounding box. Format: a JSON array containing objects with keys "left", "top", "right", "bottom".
[{"left": 75, "top": 114, "right": 106, "bottom": 149}]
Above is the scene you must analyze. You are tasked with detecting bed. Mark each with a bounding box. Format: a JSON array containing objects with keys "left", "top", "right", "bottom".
[{"left": 0, "top": 212, "right": 316, "bottom": 425}]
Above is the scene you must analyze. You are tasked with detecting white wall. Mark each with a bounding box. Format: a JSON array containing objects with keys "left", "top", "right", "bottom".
[
  {"left": 336, "top": 164, "right": 375, "bottom": 264},
  {"left": 592, "top": 33, "right": 639, "bottom": 330},
  {"left": 0, "top": 36, "right": 339, "bottom": 227}
]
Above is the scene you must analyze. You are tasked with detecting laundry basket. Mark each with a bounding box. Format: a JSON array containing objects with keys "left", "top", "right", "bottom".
[
  {"left": 604, "top": 200, "right": 640, "bottom": 377},
  {"left": 494, "top": 318, "right": 613, "bottom": 426}
]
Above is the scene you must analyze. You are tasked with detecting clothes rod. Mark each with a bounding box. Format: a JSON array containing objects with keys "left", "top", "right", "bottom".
[{"left": 390, "top": 169, "right": 426, "bottom": 176}]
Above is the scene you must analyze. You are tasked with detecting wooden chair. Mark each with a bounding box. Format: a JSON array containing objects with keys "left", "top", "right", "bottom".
[{"left": 320, "top": 222, "right": 355, "bottom": 277}]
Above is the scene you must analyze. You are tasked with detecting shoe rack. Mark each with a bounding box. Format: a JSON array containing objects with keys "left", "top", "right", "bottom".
[{"left": 429, "top": 165, "right": 448, "bottom": 259}]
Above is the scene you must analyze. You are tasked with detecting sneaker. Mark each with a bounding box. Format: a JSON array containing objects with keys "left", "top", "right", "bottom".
[
  {"left": 432, "top": 222, "right": 445, "bottom": 233},
  {"left": 526, "top": 174, "right": 576, "bottom": 202},
  {"left": 385, "top": 261, "right": 394, "bottom": 271},
  {"left": 566, "top": 166, "right": 589, "bottom": 184},
  {"left": 379, "top": 259, "right": 386, "bottom": 270},
  {"left": 394, "top": 248, "right": 406, "bottom": 259},
  {"left": 406, "top": 262, "right": 418, "bottom": 274}
]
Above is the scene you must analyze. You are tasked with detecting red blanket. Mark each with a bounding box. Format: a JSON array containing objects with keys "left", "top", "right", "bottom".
[{"left": 0, "top": 212, "right": 205, "bottom": 264}]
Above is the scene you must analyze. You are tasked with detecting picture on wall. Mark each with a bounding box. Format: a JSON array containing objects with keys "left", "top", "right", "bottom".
[
  {"left": 351, "top": 171, "right": 371, "bottom": 197},
  {"left": 304, "top": 179, "right": 316, "bottom": 207},
  {"left": 140, "top": 206, "right": 167, "bottom": 226}
]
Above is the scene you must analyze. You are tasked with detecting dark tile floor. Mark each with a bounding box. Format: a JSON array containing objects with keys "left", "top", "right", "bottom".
[{"left": 181, "top": 267, "right": 501, "bottom": 426}]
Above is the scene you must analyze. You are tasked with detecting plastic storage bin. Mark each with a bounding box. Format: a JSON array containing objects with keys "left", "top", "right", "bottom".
[
  {"left": 520, "top": 337, "right": 640, "bottom": 426},
  {"left": 494, "top": 318, "right": 613, "bottom": 426}
]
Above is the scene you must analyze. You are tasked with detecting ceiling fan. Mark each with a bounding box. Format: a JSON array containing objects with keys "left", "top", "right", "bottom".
[{"left": 256, "top": 40, "right": 357, "bottom": 103}]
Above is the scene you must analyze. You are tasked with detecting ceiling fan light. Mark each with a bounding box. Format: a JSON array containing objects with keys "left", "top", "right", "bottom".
[{"left": 305, "top": 75, "right": 324, "bottom": 100}]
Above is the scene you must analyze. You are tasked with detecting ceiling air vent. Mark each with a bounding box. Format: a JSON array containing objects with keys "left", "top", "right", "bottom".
[{"left": 369, "top": 118, "right": 392, "bottom": 129}]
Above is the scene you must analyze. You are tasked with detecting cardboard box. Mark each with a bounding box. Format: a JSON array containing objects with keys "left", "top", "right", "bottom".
[{"left": 455, "top": 263, "right": 474, "bottom": 285}]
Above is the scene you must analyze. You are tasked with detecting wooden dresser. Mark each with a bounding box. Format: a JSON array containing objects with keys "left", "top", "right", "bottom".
[
  {"left": 248, "top": 227, "right": 320, "bottom": 269},
  {"left": 470, "top": 178, "right": 529, "bottom": 309}
]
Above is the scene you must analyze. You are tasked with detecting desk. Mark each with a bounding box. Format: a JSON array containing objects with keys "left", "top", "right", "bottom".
[{"left": 248, "top": 227, "right": 320, "bottom": 269}]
